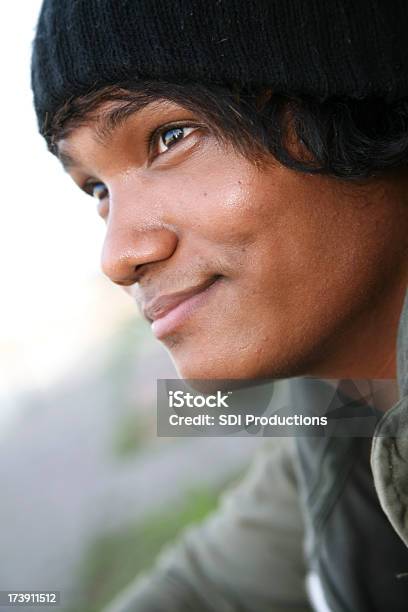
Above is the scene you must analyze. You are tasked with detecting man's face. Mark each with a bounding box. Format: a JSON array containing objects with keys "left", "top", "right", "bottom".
[{"left": 60, "top": 98, "right": 408, "bottom": 380}]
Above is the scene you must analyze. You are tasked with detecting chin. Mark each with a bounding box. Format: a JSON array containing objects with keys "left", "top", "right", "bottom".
[
  {"left": 167, "top": 345, "right": 277, "bottom": 381},
  {"left": 168, "top": 347, "right": 238, "bottom": 380},
  {"left": 166, "top": 333, "right": 325, "bottom": 382},
  {"left": 171, "top": 355, "right": 233, "bottom": 381}
]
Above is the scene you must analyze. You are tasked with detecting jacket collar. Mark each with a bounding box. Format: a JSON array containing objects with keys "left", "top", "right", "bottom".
[{"left": 371, "top": 287, "right": 408, "bottom": 546}]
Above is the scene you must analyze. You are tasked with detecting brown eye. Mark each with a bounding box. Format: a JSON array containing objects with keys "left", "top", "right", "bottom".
[{"left": 157, "top": 126, "right": 196, "bottom": 154}]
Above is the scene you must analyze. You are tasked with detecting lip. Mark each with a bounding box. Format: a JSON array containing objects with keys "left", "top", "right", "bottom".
[{"left": 143, "top": 276, "right": 221, "bottom": 339}]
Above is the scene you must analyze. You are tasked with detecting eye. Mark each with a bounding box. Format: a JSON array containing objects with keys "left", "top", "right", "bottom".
[
  {"left": 156, "top": 126, "right": 197, "bottom": 154},
  {"left": 84, "top": 181, "right": 108, "bottom": 200}
]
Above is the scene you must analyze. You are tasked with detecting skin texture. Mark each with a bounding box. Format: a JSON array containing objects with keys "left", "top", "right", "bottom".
[{"left": 59, "top": 99, "right": 408, "bottom": 381}]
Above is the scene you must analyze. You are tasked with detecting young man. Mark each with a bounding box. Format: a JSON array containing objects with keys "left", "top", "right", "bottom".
[{"left": 31, "top": 1, "right": 408, "bottom": 610}]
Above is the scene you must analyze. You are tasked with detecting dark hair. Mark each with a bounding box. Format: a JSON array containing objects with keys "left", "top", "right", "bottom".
[{"left": 48, "top": 80, "right": 408, "bottom": 181}]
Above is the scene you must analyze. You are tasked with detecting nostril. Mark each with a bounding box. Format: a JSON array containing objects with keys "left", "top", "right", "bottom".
[
  {"left": 106, "top": 263, "right": 147, "bottom": 286},
  {"left": 102, "top": 258, "right": 156, "bottom": 287},
  {"left": 132, "top": 264, "right": 145, "bottom": 283}
]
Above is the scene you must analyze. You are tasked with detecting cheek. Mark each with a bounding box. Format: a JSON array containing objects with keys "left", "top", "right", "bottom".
[
  {"left": 233, "top": 173, "right": 400, "bottom": 362},
  {"left": 233, "top": 171, "right": 366, "bottom": 293},
  {"left": 165, "top": 151, "right": 270, "bottom": 249}
]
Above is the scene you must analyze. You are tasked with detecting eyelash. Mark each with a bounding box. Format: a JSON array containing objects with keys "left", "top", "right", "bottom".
[{"left": 83, "top": 122, "right": 202, "bottom": 200}]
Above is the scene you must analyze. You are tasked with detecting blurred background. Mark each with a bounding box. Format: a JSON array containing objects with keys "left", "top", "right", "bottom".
[{"left": 0, "top": 3, "right": 261, "bottom": 610}]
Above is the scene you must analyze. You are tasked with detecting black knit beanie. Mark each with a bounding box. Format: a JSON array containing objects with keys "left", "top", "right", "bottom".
[{"left": 32, "top": 0, "right": 408, "bottom": 138}]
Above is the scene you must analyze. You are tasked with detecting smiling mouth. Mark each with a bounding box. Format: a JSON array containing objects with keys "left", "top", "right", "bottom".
[{"left": 143, "top": 275, "right": 222, "bottom": 339}]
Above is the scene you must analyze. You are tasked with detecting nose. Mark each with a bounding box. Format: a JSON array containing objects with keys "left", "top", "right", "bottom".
[{"left": 101, "top": 221, "right": 178, "bottom": 286}]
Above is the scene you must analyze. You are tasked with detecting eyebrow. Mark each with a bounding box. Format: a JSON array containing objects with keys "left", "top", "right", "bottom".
[
  {"left": 95, "top": 98, "right": 151, "bottom": 145},
  {"left": 57, "top": 97, "right": 172, "bottom": 170},
  {"left": 57, "top": 102, "right": 147, "bottom": 171},
  {"left": 58, "top": 150, "right": 80, "bottom": 171}
]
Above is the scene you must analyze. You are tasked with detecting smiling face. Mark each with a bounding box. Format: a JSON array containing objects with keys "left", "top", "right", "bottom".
[{"left": 59, "top": 97, "right": 408, "bottom": 380}]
